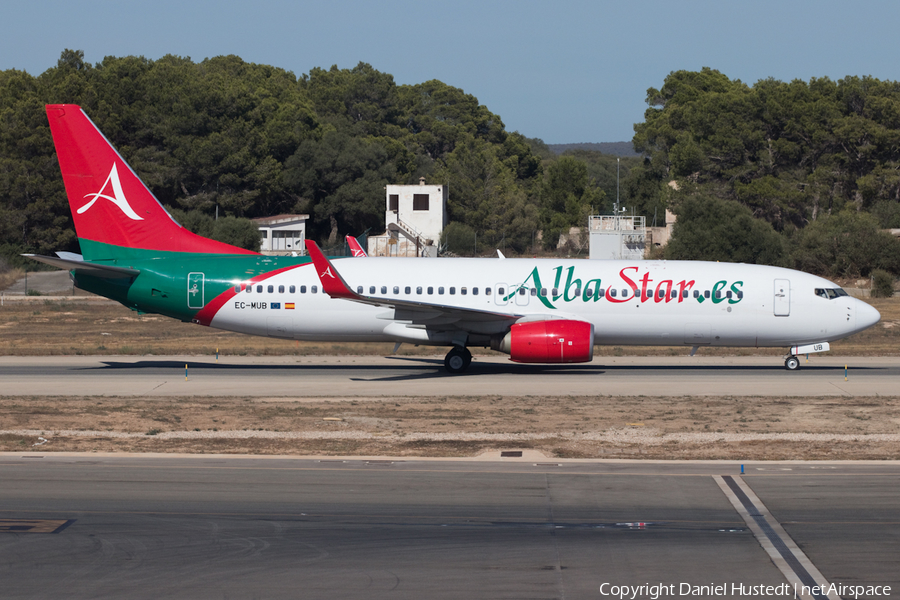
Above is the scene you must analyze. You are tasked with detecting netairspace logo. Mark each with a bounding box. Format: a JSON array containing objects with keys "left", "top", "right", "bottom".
[{"left": 599, "top": 582, "right": 892, "bottom": 599}]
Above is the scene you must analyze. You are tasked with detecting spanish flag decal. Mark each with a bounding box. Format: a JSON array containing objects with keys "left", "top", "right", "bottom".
[{"left": 285, "top": 303, "right": 295, "bottom": 309}]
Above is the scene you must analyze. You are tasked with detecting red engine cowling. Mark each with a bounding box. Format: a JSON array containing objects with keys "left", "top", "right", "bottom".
[{"left": 497, "top": 320, "right": 594, "bottom": 364}]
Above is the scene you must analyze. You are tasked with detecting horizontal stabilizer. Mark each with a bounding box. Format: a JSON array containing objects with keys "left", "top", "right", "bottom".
[{"left": 23, "top": 254, "right": 140, "bottom": 278}]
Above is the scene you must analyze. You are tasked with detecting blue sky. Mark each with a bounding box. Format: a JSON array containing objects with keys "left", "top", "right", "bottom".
[{"left": 3, "top": 0, "right": 899, "bottom": 143}]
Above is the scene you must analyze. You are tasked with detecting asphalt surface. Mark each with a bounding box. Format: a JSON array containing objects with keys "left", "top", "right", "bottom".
[
  {"left": 0, "top": 455, "right": 896, "bottom": 599},
  {"left": 0, "top": 355, "right": 897, "bottom": 397}
]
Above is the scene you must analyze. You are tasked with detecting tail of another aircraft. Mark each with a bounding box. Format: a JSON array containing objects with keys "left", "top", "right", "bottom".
[
  {"left": 45, "top": 104, "right": 257, "bottom": 261},
  {"left": 346, "top": 235, "right": 368, "bottom": 257}
]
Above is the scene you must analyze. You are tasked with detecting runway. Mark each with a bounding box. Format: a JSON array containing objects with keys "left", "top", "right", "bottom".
[
  {"left": 1, "top": 355, "right": 898, "bottom": 397},
  {"left": 0, "top": 455, "right": 896, "bottom": 599}
]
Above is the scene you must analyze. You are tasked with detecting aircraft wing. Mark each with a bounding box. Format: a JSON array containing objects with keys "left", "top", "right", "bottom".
[
  {"left": 305, "top": 241, "right": 519, "bottom": 327},
  {"left": 24, "top": 254, "right": 140, "bottom": 279}
]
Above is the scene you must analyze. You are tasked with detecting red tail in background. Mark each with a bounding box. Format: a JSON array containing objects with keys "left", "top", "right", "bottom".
[
  {"left": 346, "top": 235, "right": 368, "bottom": 257},
  {"left": 46, "top": 104, "right": 257, "bottom": 256}
]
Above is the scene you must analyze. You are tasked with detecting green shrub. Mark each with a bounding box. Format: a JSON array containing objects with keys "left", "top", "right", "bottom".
[{"left": 871, "top": 269, "right": 895, "bottom": 298}]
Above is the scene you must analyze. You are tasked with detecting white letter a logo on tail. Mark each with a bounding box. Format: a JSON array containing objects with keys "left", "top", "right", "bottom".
[{"left": 78, "top": 163, "right": 144, "bottom": 221}]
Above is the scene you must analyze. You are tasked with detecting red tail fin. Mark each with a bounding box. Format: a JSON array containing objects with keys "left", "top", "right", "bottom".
[
  {"left": 346, "top": 235, "right": 368, "bottom": 257},
  {"left": 46, "top": 104, "right": 257, "bottom": 256}
]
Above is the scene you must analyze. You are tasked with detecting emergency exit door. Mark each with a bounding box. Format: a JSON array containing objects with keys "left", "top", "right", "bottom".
[{"left": 187, "top": 272, "right": 205, "bottom": 309}]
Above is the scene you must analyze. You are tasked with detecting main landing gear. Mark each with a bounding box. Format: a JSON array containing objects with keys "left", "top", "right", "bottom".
[
  {"left": 444, "top": 346, "right": 472, "bottom": 374},
  {"left": 784, "top": 355, "right": 800, "bottom": 371}
]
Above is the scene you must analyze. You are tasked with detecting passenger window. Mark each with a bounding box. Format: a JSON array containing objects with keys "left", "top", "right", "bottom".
[
  {"left": 485, "top": 287, "right": 491, "bottom": 295},
  {"left": 369, "top": 286, "right": 376, "bottom": 294},
  {"left": 381, "top": 286, "right": 387, "bottom": 294},
  {"left": 279, "top": 285, "right": 285, "bottom": 294},
  {"left": 439, "top": 287, "right": 445, "bottom": 294},
  {"left": 704, "top": 291, "right": 710, "bottom": 299},
  {"left": 473, "top": 288, "right": 479, "bottom": 295},
  {"left": 622, "top": 289, "right": 628, "bottom": 297},
  {"left": 726, "top": 291, "right": 732, "bottom": 299},
  {"left": 357, "top": 286, "right": 363, "bottom": 294},
  {"left": 300, "top": 286, "right": 307, "bottom": 293},
  {"left": 552, "top": 288, "right": 558, "bottom": 296},
  {"left": 246, "top": 285, "right": 252, "bottom": 294},
  {"left": 540, "top": 288, "right": 547, "bottom": 297},
  {"left": 289, "top": 286, "right": 295, "bottom": 294},
  {"left": 715, "top": 291, "right": 721, "bottom": 299},
  {"left": 427, "top": 286, "right": 433, "bottom": 294},
  {"left": 234, "top": 285, "right": 241, "bottom": 293},
  {"left": 518, "top": 287, "right": 526, "bottom": 296},
  {"left": 257, "top": 285, "right": 263, "bottom": 293},
  {"left": 405, "top": 286, "right": 411, "bottom": 294},
  {"left": 450, "top": 287, "right": 456, "bottom": 295},
  {"left": 671, "top": 290, "right": 677, "bottom": 299},
  {"left": 657, "top": 289, "right": 664, "bottom": 299},
  {"left": 461, "top": 287, "right": 467, "bottom": 295},
  {"left": 496, "top": 287, "right": 503, "bottom": 296},
  {"left": 574, "top": 288, "right": 581, "bottom": 297},
  {"left": 598, "top": 288, "right": 605, "bottom": 298},
  {"left": 530, "top": 288, "right": 537, "bottom": 296},
  {"left": 312, "top": 286, "right": 318, "bottom": 294},
  {"left": 416, "top": 287, "right": 423, "bottom": 294},
  {"left": 737, "top": 291, "right": 744, "bottom": 299},
  {"left": 585, "top": 288, "right": 593, "bottom": 298},
  {"left": 610, "top": 289, "right": 617, "bottom": 298},
  {"left": 268, "top": 285, "right": 274, "bottom": 293},
  {"left": 693, "top": 290, "right": 699, "bottom": 298},
  {"left": 394, "top": 286, "right": 400, "bottom": 294}
]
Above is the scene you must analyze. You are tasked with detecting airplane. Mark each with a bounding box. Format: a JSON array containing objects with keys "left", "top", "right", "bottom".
[{"left": 27, "top": 104, "right": 882, "bottom": 374}]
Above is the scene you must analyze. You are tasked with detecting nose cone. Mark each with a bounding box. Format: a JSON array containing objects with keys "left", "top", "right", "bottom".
[{"left": 856, "top": 300, "right": 881, "bottom": 331}]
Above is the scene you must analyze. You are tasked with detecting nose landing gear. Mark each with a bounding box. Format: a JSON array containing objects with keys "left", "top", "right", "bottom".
[
  {"left": 444, "top": 346, "right": 472, "bottom": 374},
  {"left": 784, "top": 355, "right": 800, "bottom": 370}
]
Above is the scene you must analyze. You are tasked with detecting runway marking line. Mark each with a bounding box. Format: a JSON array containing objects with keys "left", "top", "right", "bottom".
[
  {"left": 42, "top": 464, "right": 900, "bottom": 480},
  {"left": 0, "top": 519, "right": 74, "bottom": 534},
  {"left": 0, "top": 508, "right": 743, "bottom": 526},
  {"left": 7, "top": 460, "right": 900, "bottom": 481},
  {"left": 714, "top": 475, "right": 839, "bottom": 600}
]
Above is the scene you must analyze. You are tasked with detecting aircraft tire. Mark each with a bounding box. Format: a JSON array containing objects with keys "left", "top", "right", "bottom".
[
  {"left": 444, "top": 347, "right": 471, "bottom": 374},
  {"left": 784, "top": 356, "right": 800, "bottom": 371}
]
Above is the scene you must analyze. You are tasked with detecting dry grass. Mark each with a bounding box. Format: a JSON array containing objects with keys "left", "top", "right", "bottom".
[
  {"left": 2, "top": 394, "right": 899, "bottom": 459},
  {"left": 1, "top": 296, "right": 898, "bottom": 357},
  {"left": 0, "top": 268, "right": 24, "bottom": 292}
]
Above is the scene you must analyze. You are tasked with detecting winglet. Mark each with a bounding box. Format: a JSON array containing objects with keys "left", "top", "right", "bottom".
[
  {"left": 346, "top": 235, "right": 368, "bottom": 257},
  {"left": 305, "top": 240, "right": 358, "bottom": 299}
]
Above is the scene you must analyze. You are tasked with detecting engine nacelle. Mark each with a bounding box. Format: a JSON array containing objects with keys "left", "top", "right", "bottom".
[{"left": 494, "top": 320, "right": 594, "bottom": 364}]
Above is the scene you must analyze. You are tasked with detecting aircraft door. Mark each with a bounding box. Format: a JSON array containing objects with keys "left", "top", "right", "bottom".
[
  {"left": 774, "top": 279, "right": 791, "bottom": 317},
  {"left": 515, "top": 284, "right": 530, "bottom": 306},
  {"left": 774, "top": 279, "right": 790, "bottom": 317},
  {"left": 187, "top": 272, "right": 205, "bottom": 309},
  {"left": 494, "top": 283, "right": 508, "bottom": 306}
]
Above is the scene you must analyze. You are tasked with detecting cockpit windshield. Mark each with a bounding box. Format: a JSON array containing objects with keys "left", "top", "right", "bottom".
[{"left": 814, "top": 288, "right": 849, "bottom": 299}]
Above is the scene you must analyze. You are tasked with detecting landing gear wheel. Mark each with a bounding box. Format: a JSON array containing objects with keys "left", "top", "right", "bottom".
[
  {"left": 784, "top": 356, "right": 800, "bottom": 371},
  {"left": 444, "top": 347, "right": 472, "bottom": 374}
]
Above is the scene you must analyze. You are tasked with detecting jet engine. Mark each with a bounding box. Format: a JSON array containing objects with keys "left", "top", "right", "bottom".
[{"left": 493, "top": 320, "right": 594, "bottom": 363}]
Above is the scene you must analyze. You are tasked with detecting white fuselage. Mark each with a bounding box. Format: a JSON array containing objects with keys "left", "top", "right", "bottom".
[{"left": 208, "top": 257, "right": 881, "bottom": 349}]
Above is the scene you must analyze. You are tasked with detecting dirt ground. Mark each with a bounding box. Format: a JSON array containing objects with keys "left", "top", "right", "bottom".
[{"left": 2, "top": 394, "right": 899, "bottom": 460}]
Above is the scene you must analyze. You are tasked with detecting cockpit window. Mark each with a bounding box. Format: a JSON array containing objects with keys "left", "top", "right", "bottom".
[{"left": 815, "top": 288, "right": 849, "bottom": 299}]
